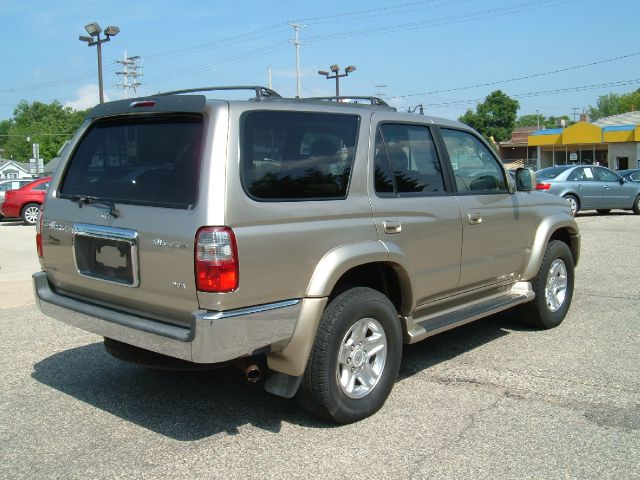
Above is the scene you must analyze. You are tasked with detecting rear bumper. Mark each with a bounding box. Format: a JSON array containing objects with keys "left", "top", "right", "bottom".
[{"left": 33, "top": 271, "right": 301, "bottom": 363}]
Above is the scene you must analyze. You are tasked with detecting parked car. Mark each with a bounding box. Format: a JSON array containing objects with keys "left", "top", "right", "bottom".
[
  {"left": 0, "top": 177, "right": 51, "bottom": 224},
  {"left": 536, "top": 165, "right": 640, "bottom": 216},
  {"left": 0, "top": 179, "right": 34, "bottom": 219},
  {"left": 618, "top": 169, "right": 640, "bottom": 183},
  {"left": 33, "top": 87, "right": 579, "bottom": 424}
]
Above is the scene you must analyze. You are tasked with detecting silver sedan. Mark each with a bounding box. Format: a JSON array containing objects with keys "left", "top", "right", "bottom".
[{"left": 535, "top": 165, "right": 640, "bottom": 216}]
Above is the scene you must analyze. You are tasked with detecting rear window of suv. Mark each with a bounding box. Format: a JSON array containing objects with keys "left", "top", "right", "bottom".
[
  {"left": 59, "top": 115, "right": 203, "bottom": 209},
  {"left": 241, "top": 111, "right": 359, "bottom": 201}
]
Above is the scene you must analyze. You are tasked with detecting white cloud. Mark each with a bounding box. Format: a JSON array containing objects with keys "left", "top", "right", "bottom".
[{"left": 64, "top": 84, "right": 113, "bottom": 111}]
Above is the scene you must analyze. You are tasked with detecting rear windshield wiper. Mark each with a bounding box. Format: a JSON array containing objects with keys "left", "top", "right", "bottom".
[{"left": 73, "top": 195, "right": 119, "bottom": 218}]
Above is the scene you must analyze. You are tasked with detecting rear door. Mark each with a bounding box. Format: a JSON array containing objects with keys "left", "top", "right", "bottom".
[
  {"left": 42, "top": 112, "right": 208, "bottom": 327},
  {"left": 566, "top": 166, "right": 601, "bottom": 209}
]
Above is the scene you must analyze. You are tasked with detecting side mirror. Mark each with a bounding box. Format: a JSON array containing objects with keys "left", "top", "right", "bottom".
[
  {"left": 515, "top": 168, "right": 536, "bottom": 191},
  {"left": 620, "top": 177, "right": 626, "bottom": 184}
]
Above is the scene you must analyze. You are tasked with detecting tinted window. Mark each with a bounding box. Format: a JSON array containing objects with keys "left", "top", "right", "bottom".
[
  {"left": 33, "top": 182, "right": 50, "bottom": 191},
  {"left": 441, "top": 129, "right": 507, "bottom": 193},
  {"left": 59, "top": 115, "right": 203, "bottom": 209},
  {"left": 374, "top": 124, "right": 445, "bottom": 196},
  {"left": 241, "top": 111, "right": 359, "bottom": 200},
  {"left": 567, "top": 167, "right": 594, "bottom": 181},
  {"left": 594, "top": 167, "right": 620, "bottom": 182},
  {"left": 537, "top": 166, "right": 571, "bottom": 179}
]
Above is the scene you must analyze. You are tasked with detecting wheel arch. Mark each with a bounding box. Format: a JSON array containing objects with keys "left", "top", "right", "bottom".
[{"left": 522, "top": 216, "right": 580, "bottom": 280}]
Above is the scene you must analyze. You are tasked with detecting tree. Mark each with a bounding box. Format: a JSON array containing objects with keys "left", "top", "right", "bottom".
[
  {"left": 515, "top": 113, "right": 571, "bottom": 129},
  {"left": 1, "top": 101, "right": 87, "bottom": 162},
  {"left": 587, "top": 89, "right": 640, "bottom": 120},
  {"left": 458, "top": 90, "right": 519, "bottom": 142}
]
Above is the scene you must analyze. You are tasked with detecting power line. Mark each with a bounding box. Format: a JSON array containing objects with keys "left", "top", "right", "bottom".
[
  {"left": 388, "top": 51, "right": 640, "bottom": 100},
  {"left": 399, "top": 78, "right": 640, "bottom": 109},
  {"left": 305, "top": 0, "right": 577, "bottom": 42}
]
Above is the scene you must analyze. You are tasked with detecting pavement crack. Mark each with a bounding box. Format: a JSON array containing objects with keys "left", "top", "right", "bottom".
[{"left": 409, "top": 397, "right": 503, "bottom": 478}]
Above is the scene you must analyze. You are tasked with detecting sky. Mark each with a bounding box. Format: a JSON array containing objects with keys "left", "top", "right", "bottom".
[{"left": 1, "top": 0, "right": 639, "bottom": 123}]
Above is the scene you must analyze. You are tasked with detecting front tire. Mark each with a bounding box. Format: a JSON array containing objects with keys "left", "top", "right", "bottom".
[
  {"left": 519, "top": 240, "right": 574, "bottom": 329},
  {"left": 633, "top": 195, "right": 640, "bottom": 215},
  {"left": 22, "top": 203, "right": 41, "bottom": 225},
  {"left": 297, "top": 287, "right": 402, "bottom": 424}
]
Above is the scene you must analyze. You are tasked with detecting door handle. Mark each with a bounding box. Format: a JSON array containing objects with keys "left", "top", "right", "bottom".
[
  {"left": 383, "top": 221, "right": 402, "bottom": 234},
  {"left": 603, "top": 186, "right": 610, "bottom": 190},
  {"left": 468, "top": 213, "right": 483, "bottom": 225}
]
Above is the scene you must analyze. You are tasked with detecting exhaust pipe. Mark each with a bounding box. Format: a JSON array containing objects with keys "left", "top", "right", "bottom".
[{"left": 235, "top": 358, "right": 262, "bottom": 383}]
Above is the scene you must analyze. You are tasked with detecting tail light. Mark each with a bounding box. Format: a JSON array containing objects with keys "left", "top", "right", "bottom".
[
  {"left": 36, "top": 207, "right": 44, "bottom": 258},
  {"left": 536, "top": 183, "right": 551, "bottom": 190},
  {"left": 195, "top": 227, "right": 239, "bottom": 292}
]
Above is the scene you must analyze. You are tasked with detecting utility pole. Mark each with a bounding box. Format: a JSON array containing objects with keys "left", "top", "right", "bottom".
[
  {"left": 115, "top": 52, "right": 143, "bottom": 98},
  {"left": 288, "top": 23, "right": 305, "bottom": 97},
  {"left": 571, "top": 107, "right": 579, "bottom": 123},
  {"left": 536, "top": 109, "right": 540, "bottom": 129}
]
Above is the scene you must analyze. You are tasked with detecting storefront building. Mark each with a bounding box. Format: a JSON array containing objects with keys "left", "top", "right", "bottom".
[{"left": 527, "top": 111, "right": 640, "bottom": 170}]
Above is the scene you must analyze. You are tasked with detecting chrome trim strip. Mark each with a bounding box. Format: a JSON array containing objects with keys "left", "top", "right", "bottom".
[{"left": 200, "top": 299, "right": 301, "bottom": 320}]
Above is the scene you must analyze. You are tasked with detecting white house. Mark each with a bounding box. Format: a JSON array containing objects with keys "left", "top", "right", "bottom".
[{"left": 0, "top": 159, "right": 34, "bottom": 180}]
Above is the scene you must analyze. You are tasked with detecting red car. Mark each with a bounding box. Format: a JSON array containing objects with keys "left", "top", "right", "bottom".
[{"left": 0, "top": 177, "right": 51, "bottom": 225}]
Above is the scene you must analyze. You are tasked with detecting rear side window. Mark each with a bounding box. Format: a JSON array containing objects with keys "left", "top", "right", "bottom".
[
  {"left": 374, "top": 123, "right": 446, "bottom": 196},
  {"left": 537, "top": 166, "right": 571, "bottom": 179},
  {"left": 59, "top": 115, "right": 203, "bottom": 209},
  {"left": 241, "top": 111, "right": 359, "bottom": 200}
]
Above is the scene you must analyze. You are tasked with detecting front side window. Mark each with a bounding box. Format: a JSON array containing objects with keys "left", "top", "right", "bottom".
[
  {"left": 374, "top": 123, "right": 445, "bottom": 196},
  {"left": 441, "top": 129, "right": 507, "bottom": 193},
  {"left": 59, "top": 115, "right": 203, "bottom": 209},
  {"left": 241, "top": 111, "right": 359, "bottom": 201},
  {"left": 594, "top": 167, "right": 621, "bottom": 182}
]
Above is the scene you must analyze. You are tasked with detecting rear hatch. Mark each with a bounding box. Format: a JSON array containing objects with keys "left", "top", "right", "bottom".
[{"left": 42, "top": 97, "right": 211, "bottom": 328}]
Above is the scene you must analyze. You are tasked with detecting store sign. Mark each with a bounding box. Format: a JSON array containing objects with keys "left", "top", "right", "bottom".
[{"left": 569, "top": 153, "right": 578, "bottom": 162}]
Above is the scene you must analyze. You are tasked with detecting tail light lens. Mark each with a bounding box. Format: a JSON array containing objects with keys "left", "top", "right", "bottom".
[
  {"left": 536, "top": 183, "right": 551, "bottom": 190},
  {"left": 195, "top": 227, "right": 239, "bottom": 292}
]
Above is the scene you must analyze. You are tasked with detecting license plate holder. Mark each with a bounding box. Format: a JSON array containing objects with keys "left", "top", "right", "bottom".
[{"left": 73, "top": 224, "right": 139, "bottom": 287}]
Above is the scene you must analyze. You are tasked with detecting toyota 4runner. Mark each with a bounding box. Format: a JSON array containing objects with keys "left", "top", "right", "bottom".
[{"left": 34, "top": 86, "right": 579, "bottom": 424}]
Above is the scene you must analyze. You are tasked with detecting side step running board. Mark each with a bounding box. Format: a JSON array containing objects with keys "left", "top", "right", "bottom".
[{"left": 401, "top": 282, "right": 534, "bottom": 344}]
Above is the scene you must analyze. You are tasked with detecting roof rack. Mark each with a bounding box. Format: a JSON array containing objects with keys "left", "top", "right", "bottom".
[
  {"left": 303, "top": 96, "right": 394, "bottom": 109},
  {"left": 156, "top": 86, "right": 281, "bottom": 101}
]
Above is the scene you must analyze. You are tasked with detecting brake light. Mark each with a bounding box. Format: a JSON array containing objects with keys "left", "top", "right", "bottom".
[
  {"left": 36, "top": 208, "right": 44, "bottom": 258},
  {"left": 536, "top": 183, "right": 551, "bottom": 190},
  {"left": 195, "top": 227, "right": 239, "bottom": 292},
  {"left": 130, "top": 100, "right": 156, "bottom": 108}
]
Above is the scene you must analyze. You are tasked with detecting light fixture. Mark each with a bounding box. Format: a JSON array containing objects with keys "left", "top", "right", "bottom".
[
  {"left": 85, "top": 22, "right": 102, "bottom": 36},
  {"left": 104, "top": 25, "right": 120, "bottom": 37}
]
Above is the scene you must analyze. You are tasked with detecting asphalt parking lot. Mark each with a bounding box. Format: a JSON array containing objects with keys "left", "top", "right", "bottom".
[{"left": 1, "top": 214, "right": 639, "bottom": 479}]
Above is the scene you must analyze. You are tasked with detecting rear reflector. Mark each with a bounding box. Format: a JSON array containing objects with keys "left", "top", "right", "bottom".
[
  {"left": 536, "top": 183, "right": 551, "bottom": 190},
  {"left": 36, "top": 208, "right": 44, "bottom": 258},
  {"left": 195, "top": 227, "right": 239, "bottom": 292},
  {"left": 130, "top": 100, "right": 156, "bottom": 108}
]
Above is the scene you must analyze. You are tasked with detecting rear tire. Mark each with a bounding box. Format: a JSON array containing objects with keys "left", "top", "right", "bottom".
[
  {"left": 296, "top": 287, "right": 402, "bottom": 424},
  {"left": 21, "top": 203, "right": 41, "bottom": 225},
  {"left": 563, "top": 195, "right": 579, "bottom": 216},
  {"left": 633, "top": 195, "right": 640, "bottom": 215},
  {"left": 519, "top": 240, "right": 574, "bottom": 329}
]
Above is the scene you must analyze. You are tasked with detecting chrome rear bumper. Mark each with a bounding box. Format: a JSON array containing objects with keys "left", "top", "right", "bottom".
[{"left": 33, "top": 271, "right": 300, "bottom": 363}]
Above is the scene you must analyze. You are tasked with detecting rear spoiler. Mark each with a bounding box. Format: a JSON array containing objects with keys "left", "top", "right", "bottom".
[{"left": 86, "top": 95, "right": 207, "bottom": 119}]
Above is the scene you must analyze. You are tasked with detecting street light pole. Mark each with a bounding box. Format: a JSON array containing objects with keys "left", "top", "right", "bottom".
[
  {"left": 318, "top": 65, "right": 357, "bottom": 97},
  {"left": 79, "top": 22, "right": 120, "bottom": 104}
]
